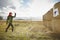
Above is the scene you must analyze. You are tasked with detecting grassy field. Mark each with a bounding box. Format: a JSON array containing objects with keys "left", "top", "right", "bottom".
[{"left": 0, "top": 20, "right": 59, "bottom": 40}]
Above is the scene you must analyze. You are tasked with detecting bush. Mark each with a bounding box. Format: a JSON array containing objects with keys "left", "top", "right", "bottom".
[{"left": 0, "top": 16, "right": 3, "bottom": 20}]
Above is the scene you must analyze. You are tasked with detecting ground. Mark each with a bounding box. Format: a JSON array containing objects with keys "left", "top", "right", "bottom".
[{"left": 0, "top": 20, "right": 60, "bottom": 40}]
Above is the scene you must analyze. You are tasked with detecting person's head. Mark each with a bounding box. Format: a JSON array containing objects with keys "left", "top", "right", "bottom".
[{"left": 8, "top": 12, "right": 12, "bottom": 16}]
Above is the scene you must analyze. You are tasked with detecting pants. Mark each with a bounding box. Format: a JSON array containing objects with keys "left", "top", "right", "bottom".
[{"left": 5, "top": 23, "right": 14, "bottom": 32}]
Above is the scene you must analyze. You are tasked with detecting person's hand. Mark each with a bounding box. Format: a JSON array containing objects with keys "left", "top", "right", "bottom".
[{"left": 15, "top": 13, "right": 16, "bottom": 15}]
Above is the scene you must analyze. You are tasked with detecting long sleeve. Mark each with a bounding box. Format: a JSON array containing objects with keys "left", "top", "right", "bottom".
[{"left": 13, "top": 13, "right": 16, "bottom": 18}]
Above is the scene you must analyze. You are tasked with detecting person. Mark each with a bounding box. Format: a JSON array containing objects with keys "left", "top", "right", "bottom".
[{"left": 5, "top": 12, "right": 16, "bottom": 32}]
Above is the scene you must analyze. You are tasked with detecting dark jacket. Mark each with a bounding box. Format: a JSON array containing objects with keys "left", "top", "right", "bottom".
[{"left": 6, "top": 13, "right": 16, "bottom": 24}]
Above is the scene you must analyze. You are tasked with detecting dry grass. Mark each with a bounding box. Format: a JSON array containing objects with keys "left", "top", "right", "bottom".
[{"left": 0, "top": 20, "right": 59, "bottom": 40}]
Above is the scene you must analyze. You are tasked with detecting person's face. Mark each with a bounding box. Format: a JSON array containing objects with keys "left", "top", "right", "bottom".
[
  {"left": 9, "top": 12, "right": 12, "bottom": 16},
  {"left": 10, "top": 13, "right": 12, "bottom": 15}
]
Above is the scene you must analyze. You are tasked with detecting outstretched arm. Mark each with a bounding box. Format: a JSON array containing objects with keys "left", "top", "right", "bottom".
[{"left": 13, "top": 13, "right": 16, "bottom": 18}]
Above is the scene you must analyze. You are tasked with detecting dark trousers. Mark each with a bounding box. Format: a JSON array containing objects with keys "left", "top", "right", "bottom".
[{"left": 5, "top": 23, "right": 14, "bottom": 32}]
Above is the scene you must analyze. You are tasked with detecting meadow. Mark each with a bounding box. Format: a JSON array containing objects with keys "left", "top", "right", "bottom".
[{"left": 0, "top": 20, "right": 59, "bottom": 40}]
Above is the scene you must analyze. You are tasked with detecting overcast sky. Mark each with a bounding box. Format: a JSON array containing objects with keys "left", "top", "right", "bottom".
[{"left": 0, "top": 0, "right": 60, "bottom": 20}]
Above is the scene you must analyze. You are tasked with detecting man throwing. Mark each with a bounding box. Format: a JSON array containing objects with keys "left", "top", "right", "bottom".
[{"left": 5, "top": 12, "right": 16, "bottom": 32}]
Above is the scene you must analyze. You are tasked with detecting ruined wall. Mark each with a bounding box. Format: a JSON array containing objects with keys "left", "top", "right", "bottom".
[
  {"left": 43, "top": 9, "right": 53, "bottom": 31},
  {"left": 52, "top": 2, "right": 60, "bottom": 33},
  {"left": 43, "top": 2, "right": 60, "bottom": 33}
]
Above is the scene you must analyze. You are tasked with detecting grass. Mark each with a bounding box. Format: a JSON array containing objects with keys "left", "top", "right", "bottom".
[{"left": 0, "top": 20, "right": 59, "bottom": 40}]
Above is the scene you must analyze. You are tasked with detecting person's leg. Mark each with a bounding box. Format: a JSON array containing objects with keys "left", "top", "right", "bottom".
[
  {"left": 5, "top": 23, "right": 10, "bottom": 32},
  {"left": 10, "top": 23, "right": 14, "bottom": 32}
]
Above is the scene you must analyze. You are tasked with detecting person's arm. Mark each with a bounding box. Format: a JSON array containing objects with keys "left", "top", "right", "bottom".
[
  {"left": 13, "top": 13, "right": 16, "bottom": 18},
  {"left": 6, "top": 16, "right": 9, "bottom": 24}
]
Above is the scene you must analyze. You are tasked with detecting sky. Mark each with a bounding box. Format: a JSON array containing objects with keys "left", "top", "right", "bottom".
[{"left": 0, "top": 0, "right": 60, "bottom": 21}]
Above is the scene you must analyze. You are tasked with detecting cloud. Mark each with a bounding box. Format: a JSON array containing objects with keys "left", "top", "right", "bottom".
[
  {"left": 7, "top": 5, "right": 16, "bottom": 9},
  {"left": 0, "top": 0, "right": 16, "bottom": 16},
  {"left": 0, "top": 9, "right": 2, "bottom": 12},
  {"left": 52, "top": 0, "right": 60, "bottom": 3},
  {"left": 20, "top": 0, "right": 32, "bottom": 8},
  {"left": 0, "top": 0, "right": 60, "bottom": 20},
  {"left": 0, "top": 0, "right": 12, "bottom": 8}
]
